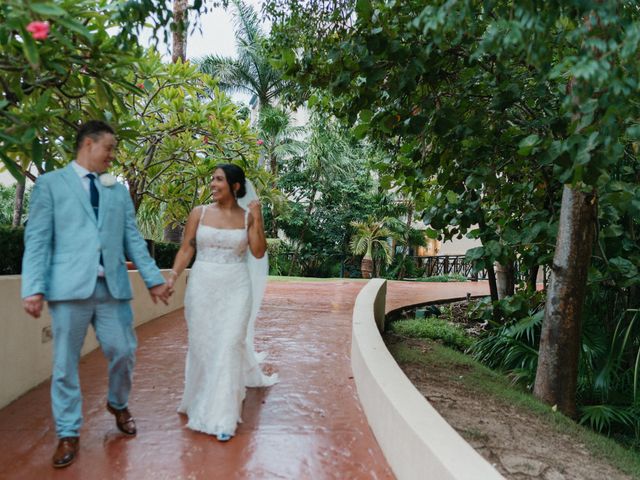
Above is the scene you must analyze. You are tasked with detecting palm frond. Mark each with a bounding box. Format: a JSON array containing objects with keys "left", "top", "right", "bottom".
[
  {"left": 579, "top": 404, "right": 636, "bottom": 434},
  {"left": 230, "top": 0, "right": 262, "bottom": 49},
  {"left": 194, "top": 0, "right": 286, "bottom": 109}
]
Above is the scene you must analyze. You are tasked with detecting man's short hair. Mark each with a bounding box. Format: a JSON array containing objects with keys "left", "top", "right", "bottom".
[{"left": 75, "top": 120, "right": 115, "bottom": 152}]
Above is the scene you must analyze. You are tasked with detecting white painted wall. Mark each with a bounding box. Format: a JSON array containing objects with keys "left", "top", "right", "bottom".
[
  {"left": 351, "top": 279, "right": 504, "bottom": 480},
  {"left": 0, "top": 270, "right": 188, "bottom": 409},
  {"left": 437, "top": 235, "right": 482, "bottom": 256}
]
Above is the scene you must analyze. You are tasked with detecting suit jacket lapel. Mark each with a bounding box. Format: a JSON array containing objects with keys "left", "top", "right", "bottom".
[{"left": 61, "top": 164, "right": 97, "bottom": 224}]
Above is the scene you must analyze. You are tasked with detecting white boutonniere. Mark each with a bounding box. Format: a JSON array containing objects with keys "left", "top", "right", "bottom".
[{"left": 99, "top": 173, "right": 117, "bottom": 187}]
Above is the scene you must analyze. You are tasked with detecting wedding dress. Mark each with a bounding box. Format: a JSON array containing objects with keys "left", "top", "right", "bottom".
[{"left": 178, "top": 201, "right": 277, "bottom": 436}]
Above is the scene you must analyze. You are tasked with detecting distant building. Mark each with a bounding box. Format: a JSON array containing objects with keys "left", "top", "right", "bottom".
[
  {"left": 437, "top": 235, "right": 482, "bottom": 256},
  {"left": 405, "top": 218, "right": 482, "bottom": 258}
]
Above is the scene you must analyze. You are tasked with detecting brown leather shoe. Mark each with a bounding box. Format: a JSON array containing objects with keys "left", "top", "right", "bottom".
[
  {"left": 106, "top": 403, "right": 137, "bottom": 435},
  {"left": 52, "top": 437, "right": 79, "bottom": 468}
]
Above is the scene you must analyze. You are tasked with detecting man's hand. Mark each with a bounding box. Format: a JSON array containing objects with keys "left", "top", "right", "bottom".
[
  {"left": 23, "top": 294, "right": 44, "bottom": 318},
  {"left": 149, "top": 283, "right": 172, "bottom": 305}
]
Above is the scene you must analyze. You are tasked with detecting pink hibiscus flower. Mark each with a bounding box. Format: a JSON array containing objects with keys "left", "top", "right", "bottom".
[{"left": 26, "top": 21, "right": 50, "bottom": 41}]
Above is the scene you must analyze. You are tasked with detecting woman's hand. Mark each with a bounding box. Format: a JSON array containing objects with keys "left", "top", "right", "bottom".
[
  {"left": 248, "top": 200, "right": 263, "bottom": 223},
  {"left": 246, "top": 200, "right": 267, "bottom": 258},
  {"left": 166, "top": 270, "right": 178, "bottom": 292}
]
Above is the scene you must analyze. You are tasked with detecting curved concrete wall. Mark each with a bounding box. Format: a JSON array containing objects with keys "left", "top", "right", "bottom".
[
  {"left": 0, "top": 271, "right": 187, "bottom": 409},
  {"left": 351, "top": 279, "right": 504, "bottom": 480}
]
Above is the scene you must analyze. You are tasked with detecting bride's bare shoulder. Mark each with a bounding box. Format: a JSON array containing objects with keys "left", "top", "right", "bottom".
[{"left": 188, "top": 205, "right": 208, "bottom": 220}]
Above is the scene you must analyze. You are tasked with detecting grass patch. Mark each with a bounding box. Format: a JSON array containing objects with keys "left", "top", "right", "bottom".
[
  {"left": 387, "top": 342, "right": 430, "bottom": 365},
  {"left": 389, "top": 317, "right": 473, "bottom": 352},
  {"left": 410, "top": 274, "right": 468, "bottom": 282},
  {"left": 393, "top": 338, "right": 640, "bottom": 478}
]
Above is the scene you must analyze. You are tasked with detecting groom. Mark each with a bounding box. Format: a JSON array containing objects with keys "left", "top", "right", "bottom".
[{"left": 21, "top": 120, "right": 171, "bottom": 468}]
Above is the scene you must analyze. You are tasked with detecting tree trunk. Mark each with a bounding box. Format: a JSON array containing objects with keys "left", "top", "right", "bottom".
[
  {"left": 11, "top": 180, "right": 25, "bottom": 227},
  {"left": 269, "top": 152, "right": 278, "bottom": 237},
  {"left": 166, "top": 1, "right": 188, "bottom": 243},
  {"left": 361, "top": 256, "right": 373, "bottom": 279},
  {"left": 163, "top": 223, "right": 184, "bottom": 244},
  {"left": 496, "top": 261, "right": 516, "bottom": 299},
  {"left": 528, "top": 265, "right": 540, "bottom": 291},
  {"left": 269, "top": 153, "right": 277, "bottom": 176},
  {"left": 533, "top": 185, "right": 597, "bottom": 418},
  {"left": 477, "top": 214, "right": 499, "bottom": 303},
  {"left": 397, "top": 203, "right": 413, "bottom": 280},
  {"left": 172, "top": 0, "right": 188, "bottom": 63},
  {"left": 486, "top": 262, "right": 499, "bottom": 303}
]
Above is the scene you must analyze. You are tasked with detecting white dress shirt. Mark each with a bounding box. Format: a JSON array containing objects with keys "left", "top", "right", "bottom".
[{"left": 71, "top": 161, "right": 105, "bottom": 277}]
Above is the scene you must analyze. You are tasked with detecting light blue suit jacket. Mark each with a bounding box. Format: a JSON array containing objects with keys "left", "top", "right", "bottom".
[{"left": 21, "top": 163, "right": 165, "bottom": 301}]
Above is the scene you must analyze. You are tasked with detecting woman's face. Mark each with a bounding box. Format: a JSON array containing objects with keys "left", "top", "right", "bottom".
[{"left": 210, "top": 168, "right": 234, "bottom": 201}]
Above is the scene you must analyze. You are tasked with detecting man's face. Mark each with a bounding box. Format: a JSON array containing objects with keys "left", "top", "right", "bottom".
[{"left": 85, "top": 133, "right": 116, "bottom": 173}]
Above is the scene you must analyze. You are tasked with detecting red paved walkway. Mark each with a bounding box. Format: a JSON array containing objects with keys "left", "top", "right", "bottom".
[{"left": 0, "top": 279, "right": 488, "bottom": 479}]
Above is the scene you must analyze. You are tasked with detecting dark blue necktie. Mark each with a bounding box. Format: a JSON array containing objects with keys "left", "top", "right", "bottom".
[
  {"left": 87, "top": 173, "right": 103, "bottom": 267},
  {"left": 86, "top": 173, "right": 99, "bottom": 218}
]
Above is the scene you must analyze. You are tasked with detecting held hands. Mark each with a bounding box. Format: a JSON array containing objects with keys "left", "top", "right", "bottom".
[
  {"left": 23, "top": 294, "right": 44, "bottom": 318},
  {"left": 149, "top": 283, "right": 172, "bottom": 305}
]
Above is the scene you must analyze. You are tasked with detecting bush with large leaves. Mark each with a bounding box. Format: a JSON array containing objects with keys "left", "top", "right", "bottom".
[
  {"left": 111, "top": 52, "right": 272, "bottom": 236},
  {"left": 266, "top": 0, "right": 640, "bottom": 438},
  {"left": 0, "top": 0, "right": 151, "bottom": 181}
]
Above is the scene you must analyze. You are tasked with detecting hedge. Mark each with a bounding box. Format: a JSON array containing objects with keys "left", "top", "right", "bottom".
[
  {"left": 0, "top": 226, "right": 185, "bottom": 275},
  {"left": 0, "top": 231, "right": 280, "bottom": 274},
  {"left": 0, "top": 225, "right": 24, "bottom": 275},
  {"left": 153, "top": 241, "right": 182, "bottom": 269}
]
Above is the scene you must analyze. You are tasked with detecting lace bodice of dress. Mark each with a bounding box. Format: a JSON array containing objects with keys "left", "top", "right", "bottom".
[{"left": 195, "top": 206, "right": 248, "bottom": 264}]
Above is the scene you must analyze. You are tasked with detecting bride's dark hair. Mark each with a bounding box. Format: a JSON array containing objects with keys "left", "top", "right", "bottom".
[{"left": 215, "top": 163, "right": 246, "bottom": 198}]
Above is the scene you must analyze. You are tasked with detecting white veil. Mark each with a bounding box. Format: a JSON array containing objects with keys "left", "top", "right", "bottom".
[{"left": 237, "top": 179, "right": 278, "bottom": 387}]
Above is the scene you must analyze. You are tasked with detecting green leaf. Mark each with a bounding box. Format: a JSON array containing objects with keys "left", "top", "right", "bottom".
[
  {"left": 31, "top": 137, "right": 44, "bottom": 165},
  {"left": 518, "top": 134, "right": 541, "bottom": 156},
  {"left": 0, "top": 131, "right": 20, "bottom": 144},
  {"left": 55, "top": 16, "right": 93, "bottom": 42},
  {"left": 445, "top": 190, "right": 459, "bottom": 205},
  {"left": 21, "top": 127, "right": 37, "bottom": 143},
  {"left": 352, "top": 123, "right": 369, "bottom": 139},
  {"left": 609, "top": 257, "right": 638, "bottom": 279},
  {"left": 485, "top": 240, "right": 501, "bottom": 258},
  {"left": 359, "top": 110, "right": 373, "bottom": 123},
  {"left": 0, "top": 151, "right": 25, "bottom": 182},
  {"left": 19, "top": 27, "right": 40, "bottom": 68},
  {"left": 465, "top": 246, "right": 484, "bottom": 262},
  {"left": 625, "top": 124, "right": 640, "bottom": 140},
  {"left": 355, "top": 0, "right": 372, "bottom": 19},
  {"left": 30, "top": 3, "right": 67, "bottom": 16}
]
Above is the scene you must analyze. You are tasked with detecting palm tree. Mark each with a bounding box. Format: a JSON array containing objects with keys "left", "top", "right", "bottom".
[
  {"left": 172, "top": 0, "right": 188, "bottom": 63},
  {"left": 349, "top": 218, "right": 395, "bottom": 279},
  {"left": 286, "top": 113, "right": 358, "bottom": 274},
  {"left": 257, "top": 107, "right": 306, "bottom": 235},
  {"left": 198, "top": 0, "right": 287, "bottom": 112},
  {"left": 257, "top": 107, "right": 306, "bottom": 176},
  {"left": 162, "top": 0, "right": 190, "bottom": 243}
]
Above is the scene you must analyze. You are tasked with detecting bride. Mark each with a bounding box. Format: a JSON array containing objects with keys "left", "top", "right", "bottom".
[{"left": 166, "top": 163, "right": 277, "bottom": 442}]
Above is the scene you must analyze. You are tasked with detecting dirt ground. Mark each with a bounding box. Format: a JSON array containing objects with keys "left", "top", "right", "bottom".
[{"left": 383, "top": 311, "right": 636, "bottom": 480}]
